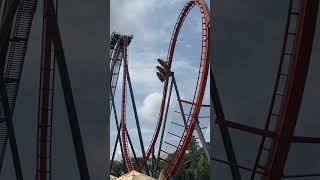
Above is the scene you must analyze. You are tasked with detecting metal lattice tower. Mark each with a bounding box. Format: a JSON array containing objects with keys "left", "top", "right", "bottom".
[{"left": 0, "top": 0, "right": 91, "bottom": 179}]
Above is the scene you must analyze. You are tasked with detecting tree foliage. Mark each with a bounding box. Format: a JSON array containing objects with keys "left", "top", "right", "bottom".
[
  {"left": 173, "top": 136, "right": 210, "bottom": 180},
  {"left": 110, "top": 136, "right": 210, "bottom": 179},
  {"left": 111, "top": 160, "right": 123, "bottom": 177}
]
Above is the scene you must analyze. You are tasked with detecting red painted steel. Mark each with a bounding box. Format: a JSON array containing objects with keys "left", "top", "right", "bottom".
[
  {"left": 250, "top": 1, "right": 297, "bottom": 178},
  {"left": 136, "top": 1, "right": 210, "bottom": 176},
  {"left": 211, "top": 1, "right": 320, "bottom": 177},
  {"left": 36, "top": 0, "right": 56, "bottom": 179},
  {"left": 157, "top": 59, "right": 169, "bottom": 69},
  {"left": 120, "top": 36, "right": 133, "bottom": 172},
  {"left": 263, "top": 1, "right": 319, "bottom": 179},
  {"left": 211, "top": 157, "right": 264, "bottom": 175},
  {"left": 128, "top": 0, "right": 210, "bottom": 177},
  {"left": 114, "top": 0, "right": 320, "bottom": 179},
  {"left": 156, "top": 66, "right": 168, "bottom": 78},
  {"left": 163, "top": 0, "right": 210, "bottom": 177},
  {"left": 215, "top": 118, "right": 276, "bottom": 138},
  {"left": 157, "top": 72, "right": 165, "bottom": 82}
]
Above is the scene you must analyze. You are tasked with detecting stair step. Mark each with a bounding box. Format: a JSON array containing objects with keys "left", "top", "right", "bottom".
[
  {"left": 290, "top": 11, "right": 299, "bottom": 15},
  {"left": 9, "top": 37, "right": 28, "bottom": 42},
  {"left": 5, "top": 78, "right": 19, "bottom": 83}
]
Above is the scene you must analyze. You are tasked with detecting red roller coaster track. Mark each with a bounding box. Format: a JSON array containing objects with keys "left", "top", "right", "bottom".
[
  {"left": 135, "top": 0, "right": 210, "bottom": 178},
  {"left": 111, "top": 0, "right": 210, "bottom": 179},
  {"left": 120, "top": 36, "right": 134, "bottom": 172},
  {"left": 210, "top": 0, "right": 320, "bottom": 179},
  {"left": 113, "top": 0, "right": 320, "bottom": 179}
]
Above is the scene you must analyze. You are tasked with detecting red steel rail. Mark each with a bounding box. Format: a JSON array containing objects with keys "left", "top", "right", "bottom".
[
  {"left": 120, "top": 36, "right": 133, "bottom": 172},
  {"left": 163, "top": 0, "right": 210, "bottom": 178},
  {"left": 36, "top": 0, "right": 56, "bottom": 179},
  {"left": 211, "top": 1, "right": 320, "bottom": 179},
  {"left": 263, "top": 0, "right": 319, "bottom": 179},
  {"left": 136, "top": 0, "right": 210, "bottom": 178}
]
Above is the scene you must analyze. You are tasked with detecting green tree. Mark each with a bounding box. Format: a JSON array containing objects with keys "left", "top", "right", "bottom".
[
  {"left": 172, "top": 136, "right": 209, "bottom": 180},
  {"left": 111, "top": 160, "right": 123, "bottom": 177},
  {"left": 110, "top": 137, "right": 210, "bottom": 179},
  {"left": 197, "top": 149, "right": 209, "bottom": 179}
]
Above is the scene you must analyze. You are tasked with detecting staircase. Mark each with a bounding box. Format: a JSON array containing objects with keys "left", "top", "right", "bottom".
[{"left": 0, "top": 0, "right": 37, "bottom": 171}]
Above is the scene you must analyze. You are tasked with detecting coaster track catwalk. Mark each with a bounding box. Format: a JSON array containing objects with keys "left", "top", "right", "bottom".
[
  {"left": 110, "top": 33, "right": 150, "bottom": 174},
  {"left": 0, "top": 1, "right": 37, "bottom": 179},
  {"left": 110, "top": 0, "right": 210, "bottom": 179},
  {"left": 0, "top": 0, "right": 90, "bottom": 179},
  {"left": 210, "top": 0, "right": 320, "bottom": 179},
  {"left": 110, "top": 32, "right": 148, "bottom": 173}
]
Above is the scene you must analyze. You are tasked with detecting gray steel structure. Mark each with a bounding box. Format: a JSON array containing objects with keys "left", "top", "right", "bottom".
[{"left": 0, "top": 0, "right": 91, "bottom": 179}]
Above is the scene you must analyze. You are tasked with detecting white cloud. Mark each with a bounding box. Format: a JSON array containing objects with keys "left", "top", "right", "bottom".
[
  {"left": 110, "top": 129, "right": 117, "bottom": 136},
  {"left": 174, "top": 56, "right": 198, "bottom": 71},
  {"left": 185, "top": 43, "right": 192, "bottom": 48},
  {"left": 110, "top": 0, "right": 211, "bottom": 158},
  {"left": 110, "top": 0, "right": 184, "bottom": 43},
  {"left": 138, "top": 92, "right": 162, "bottom": 122},
  {"left": 128, "top": 50, "right": 162, "bottom": 90},
  {"left": 141, "top": 128, "right": 156, "bottom": 134}
]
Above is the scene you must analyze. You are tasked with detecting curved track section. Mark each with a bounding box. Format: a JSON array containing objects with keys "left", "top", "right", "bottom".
[
  {"left": 110, "top": 37, "right": 122, "bottom": 96},
  {"left": 120, "top": 36, "right": 134, "bottom": 171},
  {"left": 110, "top": 32, "right": 123, "bottom": 99},
  {"left": 110, "top": 33, "right": 133, "bottom": 97},
  {"left": 250, "top": 1, "right": 301, "bottom": 178},
  {"left": 136, "top": 0, "right": 210, "bottom": 178},
  {"left": 110, "top": 32, "right": 135, "bottom": 173},
  {"left": 261, "top": 1, "right": 319, "bottom": 179}
]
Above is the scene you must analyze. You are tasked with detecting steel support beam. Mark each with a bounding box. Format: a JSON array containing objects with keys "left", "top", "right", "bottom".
[
  {"left": 283, "top": 173, "right": 320, "bottom": 178},
  {"left": 110, "top": 121, "right": 124, "bottom": 172},
  {"left": 125, "top": 127, "right": 138, "bottom": 166},
  {"left": 172, "top": 73, "right": 210, "bottom": 162},
  {"left": 49, "top": 1, "right": 90, "bottom": 178},
  {"left": 154, "top": 77, "right": 174, "bottom": 177},
  {"left": 0, "top": 0, "right": 12, "bottom": 71},
  {"left": 0, "top": 0, "right": 19, "bottom": 53},
  {"left": 210, "top": 85, "right": 214, "bottom": 180},
  {"left": 172, "top": 74, "right": 187, "bottom": 126},
  {"left": 211, "top": 70, "right": 241, "bottom": 180},
  {"left": 126, "top": 69, "right": 149, "bottom": 175},
  {"left": 0, "top": 0, "right": 23, "bottom": 179},
  {"left": 215, "top": 119, "right": 276, "bottom": 138},
  {"left": 0, "top": 73, "right": 23, "bottom": 180},
  {"left": 110, "top": 92, "right": 126, "bottom": 171},
  {"left": 291, "top": 136, "right": 320, "bottom": 143},
  {"left": 195, "top": 121, "right": 210, "bottom": 161},
  {"left": 210, "top": 157, "right": 264, "bottom": 175}
]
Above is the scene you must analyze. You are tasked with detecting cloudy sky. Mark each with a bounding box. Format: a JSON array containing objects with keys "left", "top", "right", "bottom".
[
  {"left": 110, "top": 0, "right": 211, "bottom": 163},
  {"left": 1, "top": 0, "right": 319, "bottom": 180}
]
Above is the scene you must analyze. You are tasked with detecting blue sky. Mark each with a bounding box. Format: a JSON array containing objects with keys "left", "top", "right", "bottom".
[{"left": 110, "top": 0, "right": 210, "bottom": 160}]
